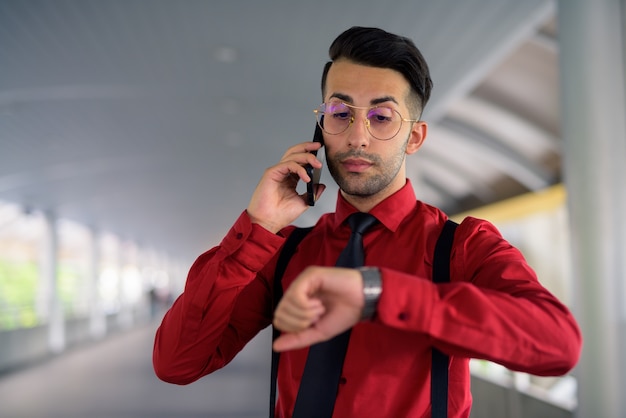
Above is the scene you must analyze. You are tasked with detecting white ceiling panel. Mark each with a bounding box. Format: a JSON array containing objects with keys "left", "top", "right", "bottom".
[{"left": 0, "top": 0, "right": 560, "bottom": 261}]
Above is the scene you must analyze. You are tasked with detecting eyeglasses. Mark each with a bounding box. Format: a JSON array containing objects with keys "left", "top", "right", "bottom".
[{"left": 314, "top": 101, "right": 419, "bottom": 141}]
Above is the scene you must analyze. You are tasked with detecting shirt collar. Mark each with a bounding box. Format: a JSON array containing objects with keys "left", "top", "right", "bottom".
[{"left": 333, "top": 179, "right": 417, "bottom": 232}]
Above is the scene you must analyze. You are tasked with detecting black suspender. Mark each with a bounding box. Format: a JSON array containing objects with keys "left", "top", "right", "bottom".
[
  {"left": 431, "top": 219, "right": 458, "bottom": 417},
  {"left": 269, "top": 219, "right": 458, "bottom": 418},
  {"left": 270, "top": 226, "right": 313, "bottom": 418}
]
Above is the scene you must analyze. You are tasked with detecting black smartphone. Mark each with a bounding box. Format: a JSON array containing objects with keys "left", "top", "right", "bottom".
[{"left": 305, "top": 124, "right": 324, "bottom": 206}]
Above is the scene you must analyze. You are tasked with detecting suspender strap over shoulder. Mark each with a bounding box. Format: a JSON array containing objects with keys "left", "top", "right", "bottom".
[
  {"left": 270, "top": 226, "right": 313, "bottom": 418},
  {"left": 431, "top": 219, "right": 458, "bottom": 418}
]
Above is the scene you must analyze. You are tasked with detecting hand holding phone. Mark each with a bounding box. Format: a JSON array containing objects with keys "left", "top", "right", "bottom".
[{"left": 305, "top": 125, "right": 324, "bottom": 206}]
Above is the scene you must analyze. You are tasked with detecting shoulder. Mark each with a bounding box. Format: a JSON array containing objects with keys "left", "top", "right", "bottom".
[
  {"left": 454, "top": 216, "right": 509, "bottom": 250},
  {"left": 451, "top": 216, "right": 532, "bottom": 281}
]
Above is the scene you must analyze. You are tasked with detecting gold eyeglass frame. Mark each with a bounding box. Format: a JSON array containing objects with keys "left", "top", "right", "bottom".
[{"left": 313, "top": 101, "right": 420, "bottom": 141}]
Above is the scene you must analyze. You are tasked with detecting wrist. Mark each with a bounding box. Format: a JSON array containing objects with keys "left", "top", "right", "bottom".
[
  {"left": 358, "top": 267, "right": 382, "bottom": 321},
  {"left": 246, "top": 210, "right": 281, "bottom": 234}
]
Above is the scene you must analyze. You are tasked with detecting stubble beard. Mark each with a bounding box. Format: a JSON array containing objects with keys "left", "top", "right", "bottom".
[{"left": 325, "top": 140, "right": 408, "bottom": 198}]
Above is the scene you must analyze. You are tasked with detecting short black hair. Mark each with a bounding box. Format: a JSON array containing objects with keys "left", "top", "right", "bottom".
[{"left": 321, "top": 26, "right": 433, "bottom": 118}]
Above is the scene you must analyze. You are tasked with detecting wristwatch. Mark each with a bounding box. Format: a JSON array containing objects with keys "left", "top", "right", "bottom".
[{"left": 358, "top": 267, "right": 382, "bottom": 320}]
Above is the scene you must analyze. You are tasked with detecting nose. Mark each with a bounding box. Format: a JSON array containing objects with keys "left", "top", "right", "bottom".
[{"left": 346, "top": 113, "right": 371, "bottom": 148}]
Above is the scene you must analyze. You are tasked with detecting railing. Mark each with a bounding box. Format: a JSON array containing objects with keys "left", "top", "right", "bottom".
[
  {"left": 0, "top": 302, "right": 40, "bottom": 331},
  {"left": 470, "top": 360, "right": 577, "bottom": 418}
]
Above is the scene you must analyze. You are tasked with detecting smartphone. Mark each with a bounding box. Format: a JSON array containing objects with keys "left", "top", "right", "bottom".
[{"left": 305, "top": 124, "right": 324, "bottom": 206}]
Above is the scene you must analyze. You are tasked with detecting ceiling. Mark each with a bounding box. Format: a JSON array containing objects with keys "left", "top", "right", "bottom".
[{"left": 0, "top": 0, "right": 561, "bottom": 263}]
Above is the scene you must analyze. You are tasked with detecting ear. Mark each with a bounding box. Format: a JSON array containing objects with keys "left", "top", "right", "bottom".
[{"left": 406, "top": 121, "right": 427, "bottom": 155}]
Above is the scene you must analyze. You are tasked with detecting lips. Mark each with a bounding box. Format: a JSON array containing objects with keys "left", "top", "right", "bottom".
[{"left": 342, "top": 158, "right": 373, "bottom": 173}]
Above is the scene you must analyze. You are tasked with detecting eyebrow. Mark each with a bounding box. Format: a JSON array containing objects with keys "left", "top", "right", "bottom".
[{"left": 329, "top": 93, "right": 399, "bottom": 106}]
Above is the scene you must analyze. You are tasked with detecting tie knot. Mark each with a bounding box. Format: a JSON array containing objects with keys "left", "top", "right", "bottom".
[{"left": 347, "top": 212, "right": 378, "bottom": 235}]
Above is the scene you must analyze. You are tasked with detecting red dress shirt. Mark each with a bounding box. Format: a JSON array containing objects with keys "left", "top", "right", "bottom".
[{"left": 153, "top": 180, "right": 581, "bottom": 417}]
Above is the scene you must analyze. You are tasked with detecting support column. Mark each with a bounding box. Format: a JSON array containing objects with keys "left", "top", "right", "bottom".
[
  {"left": 558, "top": 1, "right": 626, "bottom": 417},
  {"left": 42, "top": 210, "right": 65, "bottom": 353},
  {"left": 88, "top": 228, "right": 106, "bottom": 339},
  {"left": 116, "top": 241, "right": 131, "bottom": 330}
]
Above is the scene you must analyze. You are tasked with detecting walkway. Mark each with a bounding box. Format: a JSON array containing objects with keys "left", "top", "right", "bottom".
[{"left": 0, "top": 322, "right": 271, "bottom": 418}]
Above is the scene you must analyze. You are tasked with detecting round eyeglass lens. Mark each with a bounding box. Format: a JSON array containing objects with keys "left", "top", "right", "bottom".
[
  {"left": 365, "top": 107, "right": 402, "bottom": 140},
  {"left": 316, "top": 102, "right": 351, "bottom": 135}
]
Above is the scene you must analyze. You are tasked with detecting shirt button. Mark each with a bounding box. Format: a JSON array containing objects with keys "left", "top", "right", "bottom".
[
  {"left": 236, "top": 232, "right": 243, "bottom": 239},
  {"left": 398, "top": 312, "right": 408, "bottom": 321}
]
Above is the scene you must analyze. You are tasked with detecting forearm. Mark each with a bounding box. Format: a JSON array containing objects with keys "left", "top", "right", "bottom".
[
  {"left": 153, "top": 211, "right": 284, "bottom": 384},
  {"left": 375, "top": 267, "right": 581, "bottom": 376},
  {"left": 152, "top": 257, "right": 244, "bottom": 384}
]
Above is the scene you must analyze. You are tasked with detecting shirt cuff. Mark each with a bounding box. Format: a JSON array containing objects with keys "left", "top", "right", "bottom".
[
  {"left": 375, "top": 269, "right": 435, "bottom": 333},
  {"left": 220, "top": 211, "right": 285, "bottom": 272}
]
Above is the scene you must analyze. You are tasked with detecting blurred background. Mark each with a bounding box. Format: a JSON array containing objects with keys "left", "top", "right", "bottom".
[{"left": 0, "top": 0, "right": 624, "bottom": 417}]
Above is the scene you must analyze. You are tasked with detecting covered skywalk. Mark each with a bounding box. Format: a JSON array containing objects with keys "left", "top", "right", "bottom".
[{"left": 1, "top": 1, "right": 625, "bottom": 417}]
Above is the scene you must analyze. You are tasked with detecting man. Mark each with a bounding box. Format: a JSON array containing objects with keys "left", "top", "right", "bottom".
[{"left": 153, "top": 27, "right": 581, "bottom": 417}]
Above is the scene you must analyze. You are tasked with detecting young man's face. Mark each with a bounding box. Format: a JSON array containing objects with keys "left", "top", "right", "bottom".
[{"left": 322, "top": 59, "right": 426, "bottom": 202}]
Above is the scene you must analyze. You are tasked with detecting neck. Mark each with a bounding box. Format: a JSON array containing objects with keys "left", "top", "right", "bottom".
[{"left": 341, "top": 177, "right": 407, "bottom": 212}]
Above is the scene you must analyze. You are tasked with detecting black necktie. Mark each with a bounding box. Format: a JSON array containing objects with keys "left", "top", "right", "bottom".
[{"left": 292, "top": 212, "right": 378, "bottom": 418}]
